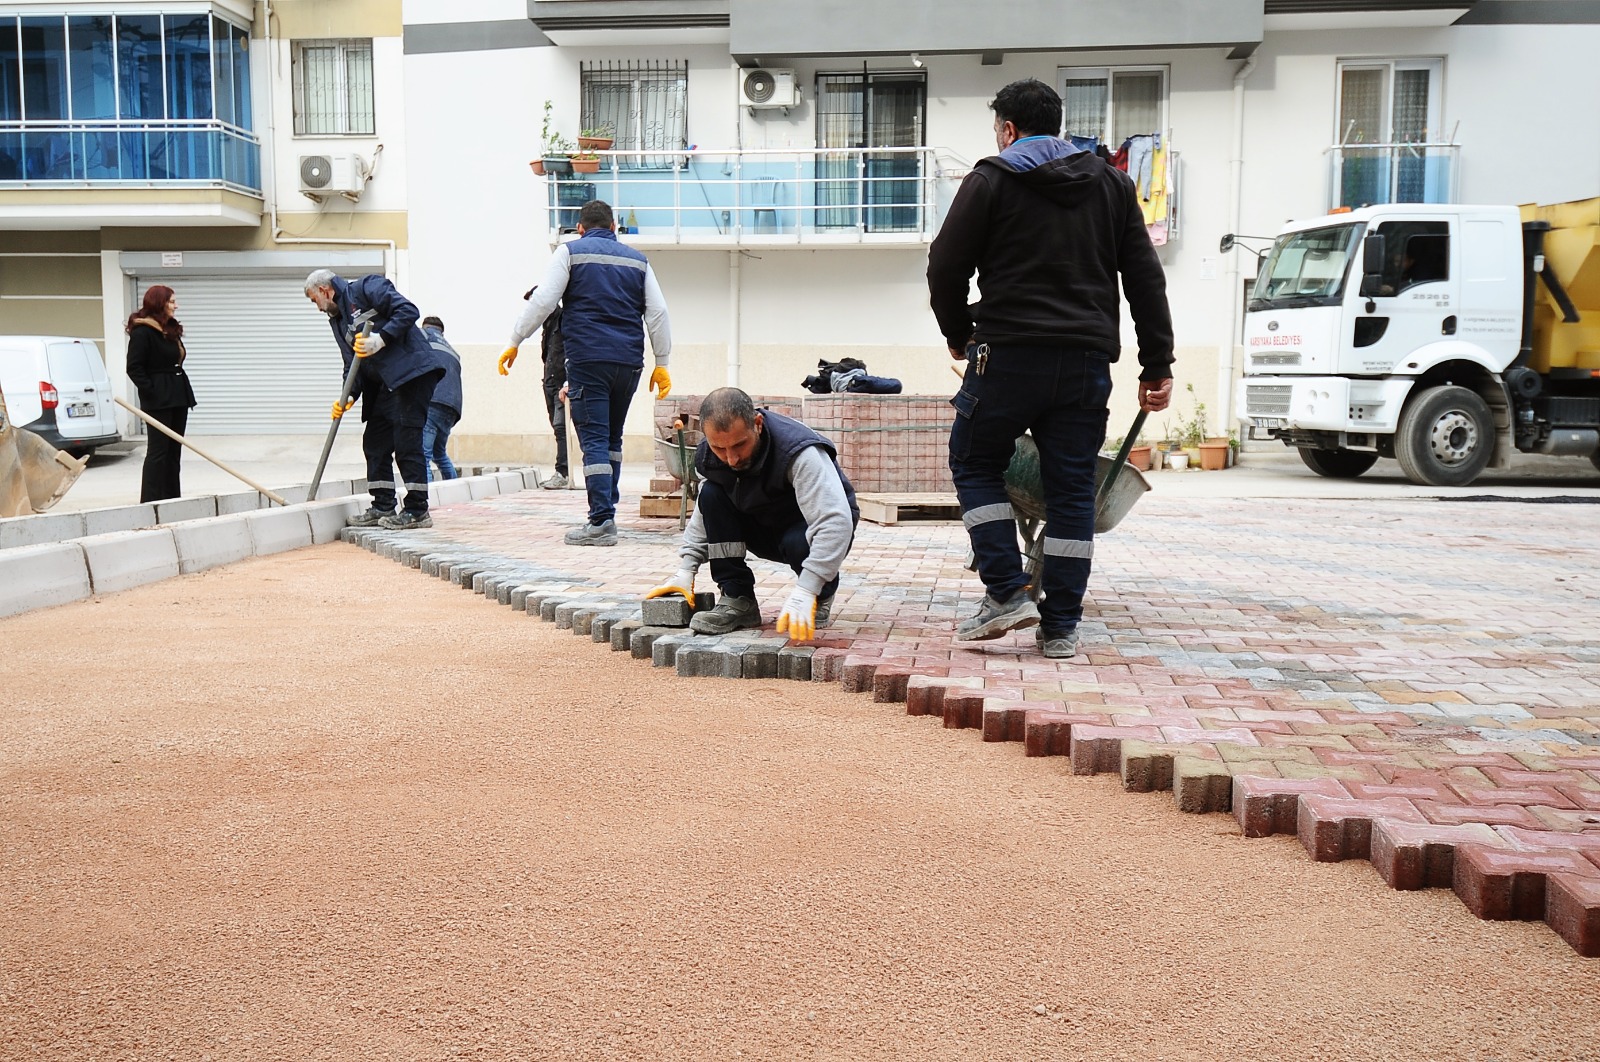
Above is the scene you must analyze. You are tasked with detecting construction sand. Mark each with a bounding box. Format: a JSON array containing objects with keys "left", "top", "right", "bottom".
[{"left": 2, "top": 546, "right": 1595, "bottom": 1061}]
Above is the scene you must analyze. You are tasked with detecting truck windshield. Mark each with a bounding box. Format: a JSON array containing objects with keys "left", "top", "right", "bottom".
[{"left": 1249, "top": 224, "right": 1364, "bottom": 310}]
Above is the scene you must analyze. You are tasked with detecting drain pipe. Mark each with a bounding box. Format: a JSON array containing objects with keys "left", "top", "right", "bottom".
[
  {"left": 261, "top": 2, "right": 398, "bottom": 276},
  {"left": 727, "top": 249, "right": 743, "bottom": 386},
  {"left": 1216, "top": 55, "right": 1258, "bottom": 432}
]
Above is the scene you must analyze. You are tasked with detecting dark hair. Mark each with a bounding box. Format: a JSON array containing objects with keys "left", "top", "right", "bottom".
[
  {"left": 700, "top": 387, "right": 757, "bottom": 431},
  {"left": 578, "top": 200, "right": 615, "bottom": 230},
  {"left": 989, "top": 79, "right": 1062, "bottom": 139},
  {"left": 126, "top": 284, "right": 182, "bottom": 341},
  {"left": 421, "top": 316, "right": 444, "bottom": 332}
]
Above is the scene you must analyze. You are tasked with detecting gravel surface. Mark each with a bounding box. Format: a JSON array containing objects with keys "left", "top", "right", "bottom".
[{"left": 2, "top": 547, "right": 1596, "bottom": 1061}]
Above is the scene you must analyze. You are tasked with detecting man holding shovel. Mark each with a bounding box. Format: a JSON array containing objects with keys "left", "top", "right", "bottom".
[
  {"left": 927, "top": 78, "right": 1175, "bottom": 658},
  {"left": 306, "top": 269, "right": 447, "bottom": 530}
]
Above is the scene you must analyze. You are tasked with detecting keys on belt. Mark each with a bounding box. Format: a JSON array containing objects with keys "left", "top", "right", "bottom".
[{"left": 964, "top": 341, "right": 990, "bottom": 375}]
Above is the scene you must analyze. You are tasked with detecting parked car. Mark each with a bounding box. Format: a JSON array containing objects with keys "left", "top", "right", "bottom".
[{"left": 0, "top": 335, "right": 121, "bottom": 458}]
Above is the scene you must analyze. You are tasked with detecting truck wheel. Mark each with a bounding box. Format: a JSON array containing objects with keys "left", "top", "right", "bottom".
[
  {"left": 1298, "top": 447, "right": 1378, "bottom": 479},
  {"left": 1395, "top": 385, "right": 1494, "bottom": 487}
]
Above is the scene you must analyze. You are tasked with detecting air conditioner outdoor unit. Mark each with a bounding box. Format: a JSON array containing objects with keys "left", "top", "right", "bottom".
[
  {"left": 740, "top": 68, "right": 798, "bottom": 109},
  {"left": 298, "top": 154, "right": 363, "bottom": 195}
]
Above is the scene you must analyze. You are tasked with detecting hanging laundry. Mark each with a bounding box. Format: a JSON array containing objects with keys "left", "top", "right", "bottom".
[
  {"left": 1125, "top": 133, "right": 1161, "bottom": 200},
  {"left": 1109, "top": 139, "right": 1130, "bottom": 172},
  {"left": 1067, "top": 135, "right": 1100, "bottom": 155}
]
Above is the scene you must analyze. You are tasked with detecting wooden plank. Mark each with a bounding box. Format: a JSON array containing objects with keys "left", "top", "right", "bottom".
[
  {"left": 638, "top": 492, "right": 692, "bottom": 519},
  {"left": 857, "top": 492, "right": 961, "bottom": 526}
]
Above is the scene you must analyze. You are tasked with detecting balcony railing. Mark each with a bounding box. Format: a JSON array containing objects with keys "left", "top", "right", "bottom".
[
  {"left": 1325, "top": 141, "right": 1459, "bottom": 212},
  {"left": 0, "top": 120, "right": 263, "bottom": 194},
  {"left": 544, "top": 146, "right": 938, "bottom": 245}
]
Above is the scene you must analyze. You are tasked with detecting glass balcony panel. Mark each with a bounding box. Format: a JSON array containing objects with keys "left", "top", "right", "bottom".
[
  {"left": 21, "top": 16, "right": 68, "bottom": 121},
  {"left": 116, "top": 14, "right": 165, "bottom": 120},
  {"left": 165, "top": 14, "right": 213, "bottom": 121},
  {"left": 1327, "top": 143, "right": 1458, "bottom": 211},
  {"left": 68, "top": 16, "right": 116, "bottom": 121}
]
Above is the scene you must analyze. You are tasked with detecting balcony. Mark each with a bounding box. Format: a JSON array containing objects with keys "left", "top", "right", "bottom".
[
  {"left": 543, "top": 146, "right": 940, "bottom": 247},
  {"left": 0, "top": 119, "right": 262, "bottom": 228},
  {"left": 1326, "top": 141, "right": 1459, "bottom": 212}
]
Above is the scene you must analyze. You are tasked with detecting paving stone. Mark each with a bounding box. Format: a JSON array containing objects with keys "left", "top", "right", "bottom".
[
  {"left": 1174, "top": 756, "right": 1234, "bottom": 813},
  {"left": 1071, "top": 724, "right": 1162, "bottom": 776},
  {"left": 641, "top": 595, "right": 693, "bottom": 628},
  {"left": 652, "top": 632, "right": 696, "bottom": 668},
  {"left": 740, "top": 639, "right": 786, "bottom": 680},
  {"left": 872, "top": 665, "right": 916, "bottom": 704},
  {"left": 1370, "top": 820, "right": 1502, "bottom": 891},
  {"left": 1233, "top": 776, "right": 1353, "bottom": 838},
  {"left": 539, "top": 594, "right": 580, "bottom": 622},
  {"left": 592, "top": 609, "right": 639, "bottom": 643},
  {"left": 1545, "top": 873, "right": 1600, "bottom": 957},
  {"left": 777, "top": 645, "right": 814, "bottom": 681},
  {"left": 611, "top": 617, "right": 644, "bottom": 652},
  {"left": 1297, "top": 796, "right": 1428, "bottom": 863},
  {"left": 630, "top": 625, "right": 678, "bottom": 660},
  {"left": 1120, "top": 739, "right": 1179, "bottom": 792},
  {"left": 1454, "top": 845, "right": 1599, "bottom": 921},
  {"left": 908, "top": 676, "right": 984, "bottom": 718},
  {"left": 980, "top": 699, "right": 1038, "bottom": 744}
]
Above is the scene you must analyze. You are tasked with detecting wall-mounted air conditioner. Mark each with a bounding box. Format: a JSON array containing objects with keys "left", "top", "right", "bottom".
[
  {"left": 298, "top": 154, "right": 364, "bottom": 196},
  {"left": 740, "top": 69, "right": 798, "bottom": 110}
]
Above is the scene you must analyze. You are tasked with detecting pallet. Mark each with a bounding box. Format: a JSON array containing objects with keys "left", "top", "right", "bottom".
[
  {"left": 857, "top": 492, "right": 962, "bottom": 526},
  {"left": 639, "top": 492, "right": 693, "bottom": 519}
]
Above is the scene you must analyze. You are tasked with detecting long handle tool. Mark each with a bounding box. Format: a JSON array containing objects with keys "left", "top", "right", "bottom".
[{"left": 308, "top": 310, "right": 377, "bottom": 501}]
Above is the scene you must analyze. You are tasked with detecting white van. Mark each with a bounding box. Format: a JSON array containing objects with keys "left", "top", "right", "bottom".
[{"left": 0, "top": 336, "right": 121, "bottom": 458}]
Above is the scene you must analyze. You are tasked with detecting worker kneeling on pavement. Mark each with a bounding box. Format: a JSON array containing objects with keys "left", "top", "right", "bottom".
[{"left": 646, "top": 387, "right": 859, "bottom": 640}]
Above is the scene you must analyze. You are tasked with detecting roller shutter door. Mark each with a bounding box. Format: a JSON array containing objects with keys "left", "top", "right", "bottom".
[{"left": 135, "top": 274, "right": 343, "bottom": 433}]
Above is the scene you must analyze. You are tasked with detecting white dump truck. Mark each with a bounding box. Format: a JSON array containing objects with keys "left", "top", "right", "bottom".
[{"left": 1237, "top": 198, "right": 1600, "bottom": 486}]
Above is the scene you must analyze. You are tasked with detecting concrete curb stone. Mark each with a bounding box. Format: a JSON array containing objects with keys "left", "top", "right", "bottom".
[
  {"left": 155, "top": 497, "right": 218, "bottom": 524},
  {"left": 245, "top": 508, "right": 314, "bottom": 556},
  {"left": 0, "top": 511, "right": 87, "bottom": 549},
  {"left": 82, "top": 504, "right": 156, "bottom": 537},
  {"left": 171, "top": 513, "right": 255, "bottom": 575},
  {"left": 0, "top": 542, "right": 90, "bottom": 617},
  {"left": 79, "top": 528, "right": 179, "bottom": 594}
]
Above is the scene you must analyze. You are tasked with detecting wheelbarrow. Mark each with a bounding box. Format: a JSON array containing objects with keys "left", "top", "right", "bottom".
[
  {"left": 1000, "top": 410, "right": 1152, "bottom": 595},
  {"left": 654, "top": 421, "right": 703, "bottom": 530}
]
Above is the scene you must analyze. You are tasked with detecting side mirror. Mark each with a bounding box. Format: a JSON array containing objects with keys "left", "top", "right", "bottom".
[
  {"left": 1362, "top": 234, "right": 1386, "bottom": 276},
  {"left": 1219, "top": 234, "right": 1237, "bottom": 253}
]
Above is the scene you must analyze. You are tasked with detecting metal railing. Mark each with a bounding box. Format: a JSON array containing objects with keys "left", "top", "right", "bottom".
[
  {"left": 0, "top": 119, "right": 263, "bottom": 194},
  {"left": 544, "top": 146, "right": 940, "bottom": 244},
  {"left": 1325, "top": 141, "right": 1459, "bottom": 212}
]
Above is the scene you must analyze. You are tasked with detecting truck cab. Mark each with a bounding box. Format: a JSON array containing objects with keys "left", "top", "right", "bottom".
[{"left": 1239, "top": 204, "right": 1533, "bottom": 485}]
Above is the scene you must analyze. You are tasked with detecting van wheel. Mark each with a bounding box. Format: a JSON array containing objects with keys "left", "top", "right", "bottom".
[
  {"left": 1297, "top": 447, "right": 1378, "bottom": 479},
  {"left": 1395, "top": 385, "right": 1494, "bottom": 487}
]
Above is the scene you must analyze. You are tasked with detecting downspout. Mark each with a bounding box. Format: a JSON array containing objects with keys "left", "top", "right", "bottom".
[
  {"left": 261, "top": 1, "right": 398, "bottom": 275},
  {"left": 1216, "top": 55, "right": 1258, "bottom": 432},
  {"left": 727, "top": 249, "right": 742, "bottom": 386}
]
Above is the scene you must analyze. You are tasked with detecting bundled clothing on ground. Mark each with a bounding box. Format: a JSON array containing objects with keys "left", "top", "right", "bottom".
[{"left": 802, "top": 357, "right": 902, "bottom": 395}]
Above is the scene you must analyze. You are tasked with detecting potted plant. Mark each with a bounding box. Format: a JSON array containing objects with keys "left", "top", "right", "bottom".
[
  {"left": 1175, "top": 383, "right": 1210, "bottom": 466},
  {"left": 578, "top": 123, "right": 615, "bottom": 151},
  {"left": 535, "top": 101, "right": 574, "bottom": 175},
  {"left": 570, "top": 150, "right": 601, "bottom": 174}
]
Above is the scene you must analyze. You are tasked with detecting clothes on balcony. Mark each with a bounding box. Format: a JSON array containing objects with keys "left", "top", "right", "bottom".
[
  {"left": 926, "top": 139, "right": 1173, "bottom": 381},
  {"left": 1125, "top": 134, "right": 1160, "bottom": 200}
]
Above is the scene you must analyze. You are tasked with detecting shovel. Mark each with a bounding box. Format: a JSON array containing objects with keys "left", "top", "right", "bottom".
[{"left": 308, "top": 310, "right": 376, "bottom": 502}]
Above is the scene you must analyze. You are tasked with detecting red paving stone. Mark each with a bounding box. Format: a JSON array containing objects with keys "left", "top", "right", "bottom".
[{"left": 352, "top": 488, "right": 1600, "bottom": 956}]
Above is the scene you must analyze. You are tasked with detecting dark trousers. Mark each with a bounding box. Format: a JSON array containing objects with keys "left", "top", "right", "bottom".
[
  {"left": 542, "top": 370, "right": 568, "bottom": 477},
  {"left": 566, "top": 359, "right": 640, "bottom": 524},
  {"left": 948, "top": 345, "right": 1111, "bottom": 634},
  {"left": 363, "top": 370, "right": 441, "bottom": 515},
  {"left": 139, "top": 405, "right": 187, "bottom": 503},
  {"left": 697, "top": 480, "right": 850, "bottom": 602}
]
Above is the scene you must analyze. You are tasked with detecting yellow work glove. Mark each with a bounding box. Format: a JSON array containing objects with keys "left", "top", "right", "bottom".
[
  {"left": 331, "top": 397, "right": 354, "bottom": 421},
  {"left": 649, "top": 366, "right": 672, "bottom": 398},
  {"left": 776, "top": 585, "right": 818, "bottom": 642},
  {"left": 498, "top": 346, "right": 519, "bottom": 375},
  {"left": 643, "top": 569, "right": 697, "bottom": 607},
  {"left": 353, "top": 331, "right": 385, "bottom": 358}
]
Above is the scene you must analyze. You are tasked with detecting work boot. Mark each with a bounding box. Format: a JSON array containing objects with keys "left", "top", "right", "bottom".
[
  {"left": 815, "top": 593, "right": 835, "bottom": 629},
  {"left": 955, "top": 588, "right": 1040, "bottom": 641},
  {"left": 563, "top": 518, "right": 617, "bottom": 546},
  {"left": 542, "top": 472, "right": 570, "bottom": 490},
  {"left": 379, "top": 510, "right": 433, "bottom": 530},
  {"left": 1036, "top": 627, "right": 1081, "bottom": 659},
  {"left": 347, "top": 506, "right": 395, "bottom": 528},
  {"left": 689, "top": 594, "right": 762, "bottom": 635}
]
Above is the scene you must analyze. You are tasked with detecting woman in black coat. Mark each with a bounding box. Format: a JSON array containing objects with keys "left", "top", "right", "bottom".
[{"left": 125, "top": 284, "right": 198, "bottom": 502}]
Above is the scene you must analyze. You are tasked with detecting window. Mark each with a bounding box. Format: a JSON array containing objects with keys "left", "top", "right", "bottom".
[
  {"left": 1371, "top": 220, "right": 1449, "bottom": 296},
  {"left": 1334, "top": 58, "right": 1446, "bottom": 208},
  {"left": 1249, "top": 224, "right": 1363, "bottom": 310},
  {"left": 579, "top": 60, "right": 687, "bottom": 168},
  {"left": 0, "top": 13, "right": 258, "bottom": 187},
  {"left": 814, "top": 70, "right": 926, "bottom": 232},
  {"left": 292, "top": 39, "right": 373, "bottom": 136},
  {"left": 1059, "top": 66, "right": 1166, "bottom": 148}
]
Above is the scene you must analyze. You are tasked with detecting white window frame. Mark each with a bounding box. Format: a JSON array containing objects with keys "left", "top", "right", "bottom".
[
  {"left": 290, "top": 38, "right": 373, "bottom": 137},
  {"left": 1333, "top": 57, "right": 1444, "bottom": 147},
  {"left": 1057, "top": 65, "right": 1169, "bottom": 146}
]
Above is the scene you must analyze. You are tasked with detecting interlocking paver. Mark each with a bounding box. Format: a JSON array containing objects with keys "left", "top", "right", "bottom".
[{"left": 347, "top": 488, "right": 1600, "bottom": 955}]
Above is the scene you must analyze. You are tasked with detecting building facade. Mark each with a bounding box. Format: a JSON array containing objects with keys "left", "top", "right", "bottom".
[{"left": 4, "top": 0, "right": 1599, "bottom": 462}]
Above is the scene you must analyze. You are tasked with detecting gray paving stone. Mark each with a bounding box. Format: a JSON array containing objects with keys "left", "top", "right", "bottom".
[
  {"left": 540, "top": 594, "right": 582, "bottom": 622},
  {"left": 572, "top": 603, "right": 625, "bottom": 635},
  {"left": 555, "top": 598, "right": 602, "bottom": 629},
  {"left": 509, "top": 584, "right": 542, "bottom": 610},
  {"left": 778, "top": 645, "right": 815, "bottom": 682},
  {"left": 641, "top": 595, "right": 693, "bottom": 628},
  {"left": 611, "top": 617, "right": 643, "bottom": 651},
  {"left": 652, "top": 632, "right": 696, "bottom": 668},
  {"left": 592, "top": 608, "right": 640, "bottom": 643},
  {"left": 675, "top": 639, "right": 728, "bottom": 677},
  {"left": 420, "top": 553, "right": 449, "bottom": 576},
  {"left": 630, "top": 625, "right": 678, "bottom": 659},
  {"left": 741, "top": 639, "right": 787, "bottom": 680}
]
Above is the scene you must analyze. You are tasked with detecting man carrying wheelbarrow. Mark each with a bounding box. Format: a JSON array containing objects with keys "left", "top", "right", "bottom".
[{"left": 926, "top": 77, "right": 1175, "bottom": 658}]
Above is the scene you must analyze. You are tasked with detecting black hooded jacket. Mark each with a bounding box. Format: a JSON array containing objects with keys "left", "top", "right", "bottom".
[{"left": 927, "top": 142, "right": 1174, "bottom": 381}]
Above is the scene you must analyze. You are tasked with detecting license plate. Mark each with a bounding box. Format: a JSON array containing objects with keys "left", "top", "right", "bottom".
[{"left": 67, "top": 402, "right": 95, "bottom": 418}]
